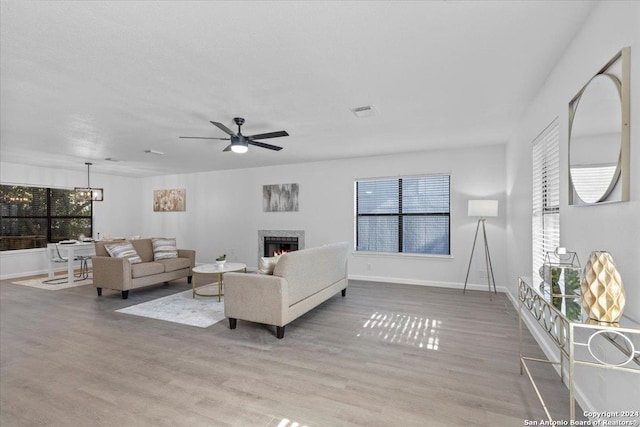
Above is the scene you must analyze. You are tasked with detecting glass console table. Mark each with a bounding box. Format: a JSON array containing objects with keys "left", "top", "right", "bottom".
[{"left": 518, "top": 276, "right": 640, "bottom": 422}]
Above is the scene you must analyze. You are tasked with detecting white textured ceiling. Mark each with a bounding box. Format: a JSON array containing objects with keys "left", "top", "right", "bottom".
[{"left": 0, "top": 1, "right": 595, "bottom": 177}]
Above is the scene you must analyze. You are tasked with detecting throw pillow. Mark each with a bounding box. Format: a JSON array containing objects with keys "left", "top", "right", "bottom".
[
  {"left": 257, "top": 256, "right": 280, "bottom": 275},
  {"left": 152, "top": 237, "right": 178, "bottom": 261},
  {"left": 105, "top": 242, "right": 142, "bottom": 264}
]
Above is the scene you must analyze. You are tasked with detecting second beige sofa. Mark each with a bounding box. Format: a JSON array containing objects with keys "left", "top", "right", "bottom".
[{"left": 223, "top": 242, "right": 349, "bottom": 338}]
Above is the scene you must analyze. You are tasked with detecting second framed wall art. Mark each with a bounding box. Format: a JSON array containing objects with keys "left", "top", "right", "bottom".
[{"left": 263, "top": 183, "right": 299, "bottom": 212}]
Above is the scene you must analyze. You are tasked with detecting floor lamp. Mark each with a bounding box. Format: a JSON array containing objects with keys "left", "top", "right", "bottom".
[{"left": 463, "top": 200, "right": 498, "bottom": 294}]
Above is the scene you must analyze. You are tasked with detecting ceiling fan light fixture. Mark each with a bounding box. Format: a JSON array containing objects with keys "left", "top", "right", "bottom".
[
  {"left": 231, "top": 144, "right": 248, "bottom": 154},
  {"left": 183, "top": 117, "right": 287, "bottom": 153}
]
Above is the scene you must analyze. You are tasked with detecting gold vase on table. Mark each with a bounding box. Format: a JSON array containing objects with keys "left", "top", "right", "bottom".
[{"left": 580, "top": 251, "right": 625, "bottom": 323}]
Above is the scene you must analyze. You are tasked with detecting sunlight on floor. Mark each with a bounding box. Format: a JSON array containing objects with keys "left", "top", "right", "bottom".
[
  {"left": 357, "top": 312, "right": 441, "bottom": 350},
  {"left": 277, "top": 418, "right": 309, "bottom": 427}
]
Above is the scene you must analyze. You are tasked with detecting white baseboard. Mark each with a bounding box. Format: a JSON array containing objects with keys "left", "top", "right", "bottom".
[
  {"left": 2, "top": 267, "right": 69, "bottom": 281},
  {"left": 348, "top": 274, "right": 508, "bottom": 293},
  {"left": 503, "top": 289, "right": 596, "bottom": 417}
]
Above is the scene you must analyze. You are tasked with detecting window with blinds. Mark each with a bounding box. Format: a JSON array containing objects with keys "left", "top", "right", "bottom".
[
  {"left": 355, "top": 175, "right": 450, "bottom": 255},
  {"left": 0, "top": 185, "right": 92, "bottom": 251},
  {"left": 532, "top": 119, "right": 560, "bottom": 278}
]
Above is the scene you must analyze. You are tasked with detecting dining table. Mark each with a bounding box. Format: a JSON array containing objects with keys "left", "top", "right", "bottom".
[{"left": 47, "top": 241, "right": 96, "bottom": 285}]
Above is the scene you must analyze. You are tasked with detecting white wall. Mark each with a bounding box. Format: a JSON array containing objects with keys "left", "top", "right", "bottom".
[
  {"left": 0, "top": 161, "right": 141, "bottom": 278},
  {"left": 1, "top": 144, "right": 506, "bottom": 287},
  {"left": 139, "top": 144, "right": 507, "bottom": 290},
  {"left": 505, "top": 0, "right": 640, "bottom": 416}
]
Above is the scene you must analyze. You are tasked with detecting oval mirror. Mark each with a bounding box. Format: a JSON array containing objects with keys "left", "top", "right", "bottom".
[{"left": 569, "top": 73, "right": 622, "bottom": 204}]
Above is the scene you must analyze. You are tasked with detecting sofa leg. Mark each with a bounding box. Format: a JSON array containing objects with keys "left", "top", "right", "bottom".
[
  {"left": 96, "top": 287, "right": 102, "bottom": 296},
  {"left": 342, "top": 288, "right": 346, "bottom": 297},
  {"left": 229, "top": 318, "right": 237, "bottom": 329},
  {"left": 276, "top": 326, "right": 285, "bottom": 339},
  {"left": 164, "top": 281, "right": 169, "bottom": 286},
  {"left": 121, "top": 290, "right": 129, "bottom": 299},
  {"left": 187, "top": 275, "right": 193, "bottom": 284}
]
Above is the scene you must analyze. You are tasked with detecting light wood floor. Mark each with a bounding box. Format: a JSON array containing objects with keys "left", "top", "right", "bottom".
[{"left": 1, "top": 277, "right": 581, "bottom": 426}]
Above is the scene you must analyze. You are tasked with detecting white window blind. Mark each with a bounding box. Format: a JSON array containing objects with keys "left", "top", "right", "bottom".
[
  {"left": 532, "top": 119, "right": 560, "bottom": 278},
  {"left": 355, "top": 175, "right": 450, "bottom": 255}
]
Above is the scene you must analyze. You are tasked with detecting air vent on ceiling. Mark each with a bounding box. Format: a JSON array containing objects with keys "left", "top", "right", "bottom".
[
  {"left": 351, "top": 105, "right": 377, "bottom": 118},
  {"left": 105, "top": 157, "right": 120, "bottom": 162},
  {"left": 144, "top": 149, "right": 165, "bottom": 155}
]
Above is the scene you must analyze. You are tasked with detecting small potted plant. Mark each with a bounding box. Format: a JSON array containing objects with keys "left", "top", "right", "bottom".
[{"left": 216, "top": 254, "right": 226, "bottom": 267}]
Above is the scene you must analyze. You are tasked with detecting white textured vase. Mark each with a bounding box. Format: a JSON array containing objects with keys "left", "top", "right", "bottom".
[{"left": 580, "top": 251, "right": 625, "bottom": 323}]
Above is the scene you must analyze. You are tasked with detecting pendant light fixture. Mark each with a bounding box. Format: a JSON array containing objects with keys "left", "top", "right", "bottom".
[{"left": 75, "top": 162, "right": 104, "bottom": 201}]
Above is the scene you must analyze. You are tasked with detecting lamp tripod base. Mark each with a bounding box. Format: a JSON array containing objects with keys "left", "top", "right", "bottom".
[{"left": 463, "top": 218, "right": 497, "bottom": 296}]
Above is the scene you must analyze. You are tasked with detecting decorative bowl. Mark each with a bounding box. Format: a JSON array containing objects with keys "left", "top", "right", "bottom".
[{"left": 216, "top": 260, "right": 226, "bottom": 267}]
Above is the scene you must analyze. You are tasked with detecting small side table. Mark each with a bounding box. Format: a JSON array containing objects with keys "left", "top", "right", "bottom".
[{"left": 192, "top": 263, "right": 246, "bottom": 302}]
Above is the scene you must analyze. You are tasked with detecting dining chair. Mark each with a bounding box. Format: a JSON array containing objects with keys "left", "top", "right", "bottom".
[{"left": 42, "top": 244, "right": 90, "bottom": 284}]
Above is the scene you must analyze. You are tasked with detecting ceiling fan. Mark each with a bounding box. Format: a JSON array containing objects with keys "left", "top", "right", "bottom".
[{"left": 180, "top": 117, "right": 289, "bottom": 153}]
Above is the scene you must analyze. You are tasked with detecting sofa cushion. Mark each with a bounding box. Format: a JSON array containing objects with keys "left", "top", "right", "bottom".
[
  {"left": 94, "top": 241, "right": 111, "bottom": 257},
  {"left": 152, "top": 238, "right": 178, "bottom": 261},
  {"left": 131, "top": 262, "right": 165, "bottom": 278},
  {"left": 156, "top": 257, "right": 190, "bottom": 273},
  {"left": 257, "top": 256, "right": 280, "bottom": 275},
  {"left": 131, "top": 239, "right": 154, "bottom": 263},
  {"left": 104, "top": 242, "right": 142, "bottom": 264}
]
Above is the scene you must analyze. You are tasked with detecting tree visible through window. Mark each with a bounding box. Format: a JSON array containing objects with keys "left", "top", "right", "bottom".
[
  {"left": 355, "top": 175, "right": 450, "bottom": 255},
  {"left": 0, "top": 185, "right": 92, "bottom": 251}
]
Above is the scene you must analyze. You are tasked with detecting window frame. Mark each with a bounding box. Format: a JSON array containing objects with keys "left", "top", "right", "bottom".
[
  {"left": 0, "top": 184, "right": 93, "bottom": 251},
  {"left": 354, "top": 174, "right": 451, "bottom": 256}
]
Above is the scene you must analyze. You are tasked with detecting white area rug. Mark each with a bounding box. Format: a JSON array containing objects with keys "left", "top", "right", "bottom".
[
  {"left": 115, "top": 284, "right": 226, "bottom": 328},
  {"left": 11, "top": 275, "right": 92, "bottom": 290}
]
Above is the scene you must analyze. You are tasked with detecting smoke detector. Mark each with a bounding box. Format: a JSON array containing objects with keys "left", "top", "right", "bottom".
[{"left": 351, "top": 105, "right": 377, "bottom": 118}]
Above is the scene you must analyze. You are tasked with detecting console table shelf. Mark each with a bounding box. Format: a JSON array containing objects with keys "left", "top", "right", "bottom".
[{"left": 518, "top": 276, "right": 640, "bottom": 422}]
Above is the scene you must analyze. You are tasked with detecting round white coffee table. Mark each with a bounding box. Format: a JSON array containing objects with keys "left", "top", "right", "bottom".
[{"left": 192, "top": 262, "right": 246, "bottom": 301}]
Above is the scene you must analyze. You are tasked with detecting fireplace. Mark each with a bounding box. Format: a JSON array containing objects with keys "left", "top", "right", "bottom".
[
  {"left": 258, "top": 230, "right": 305, "bottom": 262},
  {"left": 264, "top": 236, "right": 299, "bottom": 257}
]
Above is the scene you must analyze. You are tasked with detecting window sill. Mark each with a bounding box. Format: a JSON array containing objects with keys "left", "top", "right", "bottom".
[
  {"left": 352, "top": 251, "right": 454, "bottom": 261},
  {"left": 0, "top": 248, "right": 47, "bottom": 255}
]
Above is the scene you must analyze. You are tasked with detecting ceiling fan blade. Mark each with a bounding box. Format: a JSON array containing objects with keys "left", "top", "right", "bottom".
[
  {"left": 247, "top": 130, "right": 289, "bottom": 140},
  {"left": 222, "top": 144, "right": 233, "bottom": 152},
  {"left": 179, "top": 136, "right": 230, "bottom": 140},
  {"left": 248, "top": 140, "right": 283, "bottom": 151},
  {"left": 210, "top": 121, "right": 235, "bottom": 136}
]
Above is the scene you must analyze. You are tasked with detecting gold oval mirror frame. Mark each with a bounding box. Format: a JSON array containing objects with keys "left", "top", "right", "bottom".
[
  {"left": 568, "top": 47, "right": 630, "bottom": 206},
  {"left": 569, "top": 73, "right": 622, "bottom": 204}
]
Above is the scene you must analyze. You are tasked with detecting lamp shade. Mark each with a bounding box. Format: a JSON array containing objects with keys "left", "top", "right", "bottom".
[{"left": 468, "top": 200, "right": 498, "bottom": 217}]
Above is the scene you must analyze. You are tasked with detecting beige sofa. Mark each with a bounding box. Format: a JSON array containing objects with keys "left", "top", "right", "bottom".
[
  {"left": 224, "top": 242, "right": 348, "bottom": 338},
  {"left": 92, "top": 239, "right": 195, "bottom": 299}
]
